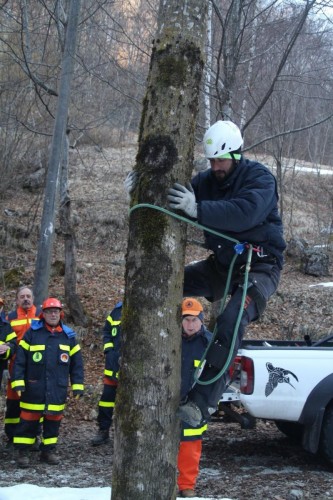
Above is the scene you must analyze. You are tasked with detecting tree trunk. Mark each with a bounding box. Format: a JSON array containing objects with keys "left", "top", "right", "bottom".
[
  {"left": 59, "top": 131, "right": 88, "bottom": 326},
  {"left": 33, "top": 0, "right": 81, "bottom": 305},
  {"left": 112, "top": 1, "right": 208, "bottom": 499}
]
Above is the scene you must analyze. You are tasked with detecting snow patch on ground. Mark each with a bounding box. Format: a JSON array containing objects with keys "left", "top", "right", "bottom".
[
  {"left": 309, "top": 282, "right": 333, "bottom": 288},
  {"left": 0, "top": 484, "right": 234, "bottom": 500}
]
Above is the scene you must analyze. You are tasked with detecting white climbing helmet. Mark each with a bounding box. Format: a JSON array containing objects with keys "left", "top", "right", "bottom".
[{"left": 203, "top": 120, "right": 243, "bottom": 159}]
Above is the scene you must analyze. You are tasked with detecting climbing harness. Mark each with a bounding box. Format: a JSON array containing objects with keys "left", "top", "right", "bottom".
[{"left": 129, "top": 202, "right": 254, "bottom": 386}]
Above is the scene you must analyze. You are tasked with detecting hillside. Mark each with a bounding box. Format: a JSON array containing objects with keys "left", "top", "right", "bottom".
[{"left": 1, "top": 144, "right": 332, "bottom": 339}]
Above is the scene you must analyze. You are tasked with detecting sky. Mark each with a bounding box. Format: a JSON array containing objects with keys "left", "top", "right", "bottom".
[{"left": 0, "top": 484, "right": 233, "bottom": 500}]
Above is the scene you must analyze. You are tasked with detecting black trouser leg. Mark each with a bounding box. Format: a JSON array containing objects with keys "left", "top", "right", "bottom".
[
  {"left": 189, "top": 288, "right": 258, "bottom": 419},
  {"left": 40, "top": 416, "right": 62, "bottom": 451},
  {"left": 97, "top": 384, "right": 117, "bottom": 430},
  {"left": 4, "top": 398, "right": 20, "bottom": 439},
  {"left": 13, "top": 416, "right": 40, "bottom": 450}
]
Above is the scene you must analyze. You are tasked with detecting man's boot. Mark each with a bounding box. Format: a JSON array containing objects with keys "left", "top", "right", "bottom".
[
  {"left": 40, "top": 450, "right": 60, "bottom": 465},
  {"left": 4, "top": 438, "right": 13, "bottom": 450},
  {"left": 176, "top": 400, "right": 203, "bottom": 427},
  {"left": 179, "top": 490, "right": 196, "bottom": 498},
  {"left": 31, "top": 436, "right": 41, "bottom": 452},
  {"left": 91, "top": 429, "right": 110, "bottom": 446},
  {"left": 17, "top": 449, "right": 30, "bottom": 468}
]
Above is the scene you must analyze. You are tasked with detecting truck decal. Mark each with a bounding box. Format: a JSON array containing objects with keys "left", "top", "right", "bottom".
[{"left": 265, "top": 362, "right": 299, "bottom": 397}]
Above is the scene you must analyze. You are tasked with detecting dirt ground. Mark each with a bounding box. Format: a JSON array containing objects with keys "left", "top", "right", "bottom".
[
  {"left": 1, "top": 144, "right": 333, "bottom": 499},
  {"left": 1, "top": 410, "right": 333, "bottom": 499}
]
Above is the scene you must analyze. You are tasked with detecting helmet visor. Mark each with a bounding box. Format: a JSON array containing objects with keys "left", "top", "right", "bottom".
[{"left": 214, "top": 152, "right": 241, "bottom": 160}]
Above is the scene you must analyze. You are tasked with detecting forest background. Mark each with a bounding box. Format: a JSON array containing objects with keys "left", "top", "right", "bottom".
[{"left": 1, "top": 1, "right": 333, "bottom": 499}]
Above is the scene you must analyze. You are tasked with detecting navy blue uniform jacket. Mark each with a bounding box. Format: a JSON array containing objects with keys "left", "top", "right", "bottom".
[
  {"left": 11, "top": 319, "right": 84, "bottom": 414},
  {"left": 181, "top": 325, "right": 212, "bottom": 400},
  {"left": 103, "top": 301, "right": 122, "bottom": 382}
]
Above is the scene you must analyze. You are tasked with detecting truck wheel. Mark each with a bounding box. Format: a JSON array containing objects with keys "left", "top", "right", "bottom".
[
  {"left": 319, "top": 402, "right": 333, "bottom": 466},
  {"left": 274, "top": 420, "right": 303, "bottom": 442}
]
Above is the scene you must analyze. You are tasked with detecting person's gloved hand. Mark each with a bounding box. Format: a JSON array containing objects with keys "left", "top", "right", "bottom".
[
  {"left": 16, "top": 390, "right": 21, "bottom": 398},
  {"left": 124, "top": 171, "right": 138, "bottom": 197},
  {"left": 167, "top": 182, "right": 197, "bottom": 219}
]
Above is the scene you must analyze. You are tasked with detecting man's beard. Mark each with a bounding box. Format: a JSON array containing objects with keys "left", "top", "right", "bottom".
[{"left": 211, "top": 162, "right": 237, "bottom": 184}]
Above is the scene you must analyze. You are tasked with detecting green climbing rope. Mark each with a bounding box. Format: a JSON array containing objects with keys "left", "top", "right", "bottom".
[{"left": 129, "top": 202, "right": 253, "bottom": 385}]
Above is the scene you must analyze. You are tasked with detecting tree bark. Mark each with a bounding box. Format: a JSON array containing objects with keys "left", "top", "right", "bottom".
[
  {"left": 59, "top": 130, "right": 88, "bottom": 326},
  {"left": 112, "top": 1, "right": 208, "bottom": 499},
  {"left": 33, "top": 0, "right": 81, "bottom": 305}
]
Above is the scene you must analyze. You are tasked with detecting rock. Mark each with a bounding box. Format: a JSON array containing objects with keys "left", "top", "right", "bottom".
[
  {"left": 4, "top": 209, "right": 20, "bottom": 217},
  {"left": 22, "top": 168, "right": 46, "bottom": 191},
  {"left": 51, "top": 260, "right": 65, "bottom": 277},
  {"left": 286, "top": 237, "right": 308, "bottom": 259},
  {"left": 300, "top": 248, "right": 329, "bottom": 276},
  {"left": 3, "top": 267, "right": 25, "bottom": 287},
  {"left": 287, "top": 489, "right": 304, "bottom": 499}
]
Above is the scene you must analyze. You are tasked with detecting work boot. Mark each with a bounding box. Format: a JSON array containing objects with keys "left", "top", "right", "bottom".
[
  {"left": 31, "top": 436, "right": 41, "bottom": 452},
  {"left": 179, "top": 489, "right": 196, "bottom": 498},
  {"left": 17, "top": 450, "right": 30, "bottom": 468},
  {"left": 40, "top": 450, "right": 60, "bottom": 465},
  {"left": 4, "top": 438, "right": 13, "bottom": 450},
  {"left": 91, "top": 429, "right": 110, "bottom": 446},
  {"left": 176, "top": 400, "right": 203, "bottom": 427}
]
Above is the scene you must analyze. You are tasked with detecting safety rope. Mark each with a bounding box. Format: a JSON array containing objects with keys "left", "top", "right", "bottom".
[{"left": 129, "top": 203, "right": 253, "bottom": 385}]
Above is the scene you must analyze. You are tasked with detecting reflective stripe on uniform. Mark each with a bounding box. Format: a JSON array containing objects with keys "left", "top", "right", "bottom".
[
  {"left": 42, "top": 437, "right": 58, "bottom": 445},
  {"left": 30, "top": 345, "right": 46, "bottom": 351},
  {"left": 20, "top": 402, "right": 45, "bottom": 411},
  {"left": 59, "top": 344, "right": 70, "bottom": 351},
  {"left": 4, "top": 417, "right": 20, "bottom": 424},
  {"left": 11, "top": 380, "right": 25, "bottom": 389},
  {"left": 99, "top": 401, "right": 115, "bottom": 408},
  {"left": 47, "top": 403, "right": 65, "bottom": 412},
  {"left": 183, "top": 424, "right": 207, "bottom": 437},
  {"left": 104, "top": 369, "right": 119, "bottom": 378},
  {"left": 20, "top": 339, "right": 30, "bottom": 350},
  {"left": 1, "top": 349, "right": 10, "bottom": 360},
  {"left": 13, "top": 436, "right": 35, "bottom": 445},
  {"left": 106, "top": 316, "right": 121, "bottom": 326},
  {"left": 10, "top": 319, "right": 34, "bottom": 327},
  {"left": 70, "top": 344, "right": 80, "bottom": 356},
  {"left": 6, "top": 332, "right": 17, "bottom": 342},
  {"left": 72, "top": 384, "right": 84, "bottom": 391},
  {"left": 104, "top": 342, "right": 114, "bottom": 350}
]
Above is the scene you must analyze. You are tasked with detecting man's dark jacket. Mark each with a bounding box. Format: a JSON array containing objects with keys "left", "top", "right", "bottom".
[{"left": 192, "top": 157, "right": 286, "bottom": 269}]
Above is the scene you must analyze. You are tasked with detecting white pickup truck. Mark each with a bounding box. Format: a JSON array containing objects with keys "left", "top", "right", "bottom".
[{"left": 218, "top": 334, "right": 333, "bottom": 466}]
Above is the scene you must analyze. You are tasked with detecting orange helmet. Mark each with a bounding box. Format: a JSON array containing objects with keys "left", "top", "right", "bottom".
[
  {"left": 182, "top": 298, "right": 203, "bottom": 317},
  {"left": 42, "top": 298, "right": 63, "bottom": 310}
]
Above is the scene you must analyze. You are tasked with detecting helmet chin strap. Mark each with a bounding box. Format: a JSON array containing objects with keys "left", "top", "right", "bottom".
[{"left": 230, "top": 152, "right": 241, "bottom": 161}]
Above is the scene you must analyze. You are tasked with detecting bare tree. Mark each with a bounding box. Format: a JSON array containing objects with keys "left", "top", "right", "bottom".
[
  {"left": 33, "top": 0, "right": 81, "bottom": 305},
  {"left": 111, "top": 1, "right": 208, "bottom": 498},
  {"left": 59, "top": 129, "right": 88, "bottom": 325}
]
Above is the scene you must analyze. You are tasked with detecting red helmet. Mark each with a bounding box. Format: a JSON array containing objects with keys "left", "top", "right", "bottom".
[{"left": 42, "top": 298, "right": 63, "bottom": 310}]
